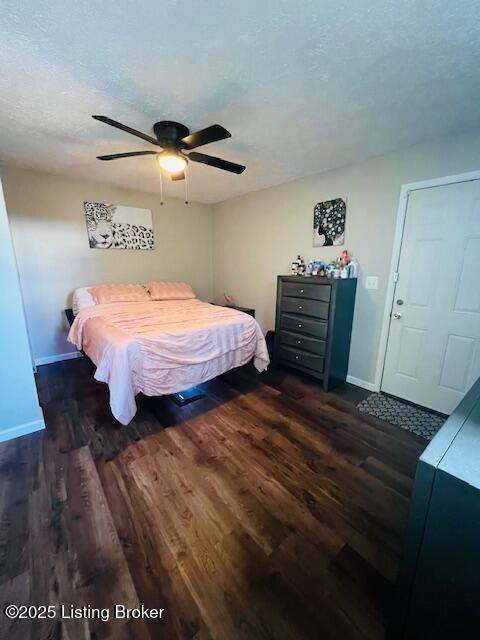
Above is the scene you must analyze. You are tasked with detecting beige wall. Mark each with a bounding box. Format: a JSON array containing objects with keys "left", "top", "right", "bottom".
[
  {"left": 212, "top": 130, "right": 480, "bottom": 387},
  {"left": 5, "top": 130, "right": 480, "bottom": 386},
  {"left": 2, "top": 167, "right": 213, "bottom": 362}
]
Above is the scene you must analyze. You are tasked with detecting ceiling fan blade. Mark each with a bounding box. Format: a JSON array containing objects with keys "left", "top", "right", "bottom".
[
  {"left": 92, "top": 115, "right": 162, "bottom": 147},
  {"left": 188, "top": 152, "right": 245, "bottom": 174},
  {"left": 170, "top": 171, "right": 185, "bottom": 181},
  {"left": 182, "top": 124, "right": 231, "bottom": 149},
  {"left": 97, "top": 151, "right": 158, "bottom": 161}
]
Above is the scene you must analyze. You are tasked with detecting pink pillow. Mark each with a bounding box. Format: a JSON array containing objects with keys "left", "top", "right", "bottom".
[
  {"left": 89, "top": 283, "right": 150, "bottom": 305},
  {"left": 144, "top": 281, "right": 196, "bottom": 301}
]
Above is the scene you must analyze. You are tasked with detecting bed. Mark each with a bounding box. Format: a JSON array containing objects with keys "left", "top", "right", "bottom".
[{"left": 67, "top": 287, "right": 269, "bottom": 425}]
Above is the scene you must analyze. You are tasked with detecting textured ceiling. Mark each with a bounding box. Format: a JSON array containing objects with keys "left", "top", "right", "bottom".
[{"left": 0, "top": 0, "right": 479, "bottom": 203}]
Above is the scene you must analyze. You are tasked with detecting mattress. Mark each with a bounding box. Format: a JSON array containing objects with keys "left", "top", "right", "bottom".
[{"left": 68, "top": 299, "right": 269, "bottom": 424}]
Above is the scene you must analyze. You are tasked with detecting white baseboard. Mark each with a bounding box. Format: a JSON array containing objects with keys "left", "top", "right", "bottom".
[
  {"left": 346, "top": 375, "right": 378, "bottom": 392},
  {"left": 0, "top": 418, "right": 45, "bottom": 444},
  {"left": 34, "top": 351, "right": 83, "bottom": 367}
]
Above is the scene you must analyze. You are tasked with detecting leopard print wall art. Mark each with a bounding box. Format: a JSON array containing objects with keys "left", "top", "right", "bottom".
[{"left": 84, "top": 201, "right": 154, "bottom": 250}]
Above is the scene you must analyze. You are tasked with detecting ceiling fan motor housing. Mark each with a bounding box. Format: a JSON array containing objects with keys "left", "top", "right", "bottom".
[{"left": 153, "top": 121, "right": 189, "bottom": 148}]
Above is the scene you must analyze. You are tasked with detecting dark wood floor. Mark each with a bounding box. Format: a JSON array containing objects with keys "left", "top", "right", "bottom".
[{"left": 0, "top": 358, "right": 425, "bottom": 640}]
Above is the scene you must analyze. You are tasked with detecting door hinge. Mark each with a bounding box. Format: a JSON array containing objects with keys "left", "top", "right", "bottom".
[{"left": 393, "top": 271, "right": 399, "bottom": 283}]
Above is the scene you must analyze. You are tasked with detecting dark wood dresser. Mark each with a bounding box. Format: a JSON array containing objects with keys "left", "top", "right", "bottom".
[{"left": 273, "top": 276, "right": 357, "bottom": 390}]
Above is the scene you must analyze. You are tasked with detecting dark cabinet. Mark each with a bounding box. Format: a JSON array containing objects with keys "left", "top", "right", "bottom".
[
  {"left": 273, "top": 276, "right": 357, "bottom": 390},
  {"left": 389, "top": 376, "right": 480, "bottom": 639}
]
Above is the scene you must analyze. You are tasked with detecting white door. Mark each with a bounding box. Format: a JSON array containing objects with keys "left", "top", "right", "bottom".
[{"left": 382, "top": 179, "right": 480, "bottom": 414}]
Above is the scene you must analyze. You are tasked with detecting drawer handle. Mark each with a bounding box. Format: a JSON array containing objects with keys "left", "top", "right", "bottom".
[
  {"left": 297, "top": 340, "right": 301, "bottom": 344},
  {"left": 298, "top": 323, "right": 302, "bottom": 328},
  {"left": 298, "top": 305, "right": 303, "bottom": 310},
  {"left": 300, "top": 289, "right": 304, "bottom": 293},
  {"left": 295, "top": 355, "right": 299, "bottom": 360}
]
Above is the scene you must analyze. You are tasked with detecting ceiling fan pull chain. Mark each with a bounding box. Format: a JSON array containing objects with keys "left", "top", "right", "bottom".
[
  {"left": 184, "top": 166, "right": 189, "bottom": 205},
  {"left": 159, "top": 167, "right": 164, "bottom": 206}
]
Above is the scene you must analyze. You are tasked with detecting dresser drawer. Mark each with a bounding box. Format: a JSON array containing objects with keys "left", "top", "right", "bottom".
[
  {"left": 282, "top": 281, "right": 331, "bottom": 302},
  {"left": 279, "top": 346, "right": 325, "bottom": 373},
  {"left": 279, "top": 330, "right": 326, "bottom": 356},
  {"left": 281, "top": 296, "right": 329, "bottom": 319},
  {"left": 280, "top": 314, "right": 328, "bottom": 339}
]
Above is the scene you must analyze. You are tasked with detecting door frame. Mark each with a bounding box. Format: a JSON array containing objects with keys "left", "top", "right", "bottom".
[{"left": 374, "top": 169, "right": 480, "bottom": 394}]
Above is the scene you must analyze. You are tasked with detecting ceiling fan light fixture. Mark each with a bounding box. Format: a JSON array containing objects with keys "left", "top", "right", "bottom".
[{"left": 157, "top": 152, "right": 187, "bottom": 173}]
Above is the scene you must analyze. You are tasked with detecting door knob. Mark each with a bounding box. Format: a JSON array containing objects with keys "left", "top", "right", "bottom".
[{"left": 393, "top": 312, "right": 402, "bottom": 320}]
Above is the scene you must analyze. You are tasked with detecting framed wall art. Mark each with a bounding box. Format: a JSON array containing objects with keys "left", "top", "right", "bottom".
[
  {"left": 84, "top": 201, "right": 154, "bottom": 250},
  {"left": 313, "top": 197, "right": 346, "bottom": 247}
]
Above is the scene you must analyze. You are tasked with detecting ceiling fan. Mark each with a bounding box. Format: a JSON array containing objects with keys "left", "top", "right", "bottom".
[{"left": 92, "top": 115, "right": 246, "bottom": 181}]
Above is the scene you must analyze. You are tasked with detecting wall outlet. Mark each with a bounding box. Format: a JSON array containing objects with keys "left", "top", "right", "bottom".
[{"left": 365, "top": 276, "right": 379, "bottom": 290}]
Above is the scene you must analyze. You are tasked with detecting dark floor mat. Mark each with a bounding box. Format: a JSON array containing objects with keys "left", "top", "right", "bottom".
[{"left": 357, "top": 393, "right": 446, "bottom": 440}]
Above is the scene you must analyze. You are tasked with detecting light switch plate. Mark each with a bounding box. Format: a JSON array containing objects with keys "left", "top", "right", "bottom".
[{"left": 365, "top": 276, "right": 379, "bottom": 290}]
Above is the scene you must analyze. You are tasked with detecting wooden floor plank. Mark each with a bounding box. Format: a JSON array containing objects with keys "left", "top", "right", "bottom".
[
  {"left": 100, "top": 456, "right": 212, "bottom": 640},
  {"left": 0, "top": 358, "right": 426, "bottom": 639},
  {"left": 0, "top": 426, "right": 150, "bottom": 639}
]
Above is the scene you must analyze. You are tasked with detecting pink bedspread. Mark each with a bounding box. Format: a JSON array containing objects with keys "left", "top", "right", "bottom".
[{"left": 68, "top": 300, "right": 269, "bottom": 425}]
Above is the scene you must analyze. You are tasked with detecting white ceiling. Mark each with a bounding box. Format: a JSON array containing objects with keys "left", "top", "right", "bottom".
[{"left": 0, "top": 0, "right": 479, "bottom": 204}]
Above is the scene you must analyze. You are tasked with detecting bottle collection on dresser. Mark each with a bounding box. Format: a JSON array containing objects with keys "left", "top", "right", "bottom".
[{"left": 291, "top": 249, "right": 359, "bottom": 279}]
